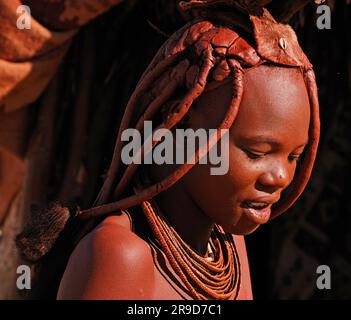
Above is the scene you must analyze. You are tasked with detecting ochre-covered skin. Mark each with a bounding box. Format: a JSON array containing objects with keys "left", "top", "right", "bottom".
[{"left": 17, "top": 0, "right": 320, "bottom": 300}]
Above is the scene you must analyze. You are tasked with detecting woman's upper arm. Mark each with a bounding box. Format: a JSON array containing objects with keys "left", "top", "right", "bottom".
[{"left": 57, "top": 223, "right": 155, "bottom": 300}]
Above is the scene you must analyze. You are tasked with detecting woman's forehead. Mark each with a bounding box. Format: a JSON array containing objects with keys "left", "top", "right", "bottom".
[
  {"left": 239, "top": 66, "right": 310, "bottom": 122},
  {"left": 233, "top": 66, "right": 311, "bottom": 144}
]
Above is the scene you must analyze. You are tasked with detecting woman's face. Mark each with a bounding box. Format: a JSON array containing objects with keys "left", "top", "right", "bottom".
[{"left": 181, "top": 65, "right": 311, "bottom": 234}]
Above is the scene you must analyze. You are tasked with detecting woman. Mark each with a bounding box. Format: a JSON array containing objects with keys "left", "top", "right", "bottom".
[{"left": 18, "top": 0, "right": 320, "bottom": 300}]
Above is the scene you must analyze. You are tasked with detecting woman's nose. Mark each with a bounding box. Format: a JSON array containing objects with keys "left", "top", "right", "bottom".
[{"left": 257, "top": 164, "right": 292, "bottom": 192}]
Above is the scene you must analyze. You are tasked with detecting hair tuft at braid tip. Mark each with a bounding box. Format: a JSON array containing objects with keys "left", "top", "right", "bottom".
[{"left": 16, "top": 202, "right": 78, "bottom": 263}]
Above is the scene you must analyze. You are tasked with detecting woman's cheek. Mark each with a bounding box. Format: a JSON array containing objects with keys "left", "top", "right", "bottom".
[{"left": 228, "top": 149, "right": 259, "bottom": 187}]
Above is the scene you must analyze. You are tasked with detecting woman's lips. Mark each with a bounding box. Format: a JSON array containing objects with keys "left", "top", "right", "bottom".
[{"left": 241, "top": 201, "right": 272, "bottom": 224}]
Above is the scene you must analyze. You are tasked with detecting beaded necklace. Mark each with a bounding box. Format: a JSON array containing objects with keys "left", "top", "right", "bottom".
[{"left": 141, "top": 200, "right": 241, "bottom": 300}]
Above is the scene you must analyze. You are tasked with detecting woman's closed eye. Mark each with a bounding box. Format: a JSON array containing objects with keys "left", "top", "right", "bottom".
[
  {"left": 243, "top": 149, "right": 266, "bottom": 160},
  {"left": 288, "top": 154, "right": 302, "bottom": 162},
  {"left": 243, "top": 148, "right": 303, "bottom": 163}
]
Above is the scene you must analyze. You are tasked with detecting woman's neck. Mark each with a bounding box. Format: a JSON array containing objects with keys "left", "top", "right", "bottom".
[{"left": 152, "top": 182, "right": 214, "bottom": 256}]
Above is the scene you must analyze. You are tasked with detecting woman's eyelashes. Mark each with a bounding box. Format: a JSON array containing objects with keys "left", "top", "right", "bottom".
[
  {"left": 243, "top": 148, "right": 302, "bottom": 162},
  {"left": 288, "top": 154, "right": 302, "bottom": 162},
  {"left": 243, "top": 149, "right": 266, "bottom": 160}
]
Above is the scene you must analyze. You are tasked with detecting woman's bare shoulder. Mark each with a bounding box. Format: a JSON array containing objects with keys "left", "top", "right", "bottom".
[{"left": 57, "top": 212, "right": 156, "bottom": 300}]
